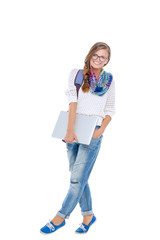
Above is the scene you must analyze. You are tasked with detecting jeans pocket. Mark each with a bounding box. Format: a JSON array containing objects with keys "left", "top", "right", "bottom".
[
  {"left": 66, "top": 142, "right": 74, "bottom": 151},
  {"left": 92, "top": 134, "right": 103, "bottom": 140},
  {"left": 89, "top": 135, "right": 103, "bottom": 149}
]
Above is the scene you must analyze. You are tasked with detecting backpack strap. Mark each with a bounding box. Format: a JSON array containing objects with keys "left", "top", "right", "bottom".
[{"left": 74, "top": 69, "right": 84, "bottom": 98}]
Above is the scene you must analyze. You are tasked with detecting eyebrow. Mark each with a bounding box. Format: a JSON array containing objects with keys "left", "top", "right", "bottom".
[{"left": 94, "top": 54, "right": 108, "bottom": 58}]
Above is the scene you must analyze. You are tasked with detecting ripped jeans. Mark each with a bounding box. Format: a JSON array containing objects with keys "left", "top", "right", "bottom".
[{"left": 57, "top": 126, "right": 103, "bottom": 219}]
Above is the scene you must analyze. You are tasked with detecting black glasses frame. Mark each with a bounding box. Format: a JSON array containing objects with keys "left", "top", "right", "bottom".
[{"left": 92, "top": 54, "right": 108, "bottom": 62}]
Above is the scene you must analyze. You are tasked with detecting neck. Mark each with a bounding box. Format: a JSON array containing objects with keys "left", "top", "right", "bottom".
[
  {"left": 91, "top": 67, "right": 102, "bottom": 75},
  {"left": 90, "top": 67, "right": 102, "bottom": 80}
]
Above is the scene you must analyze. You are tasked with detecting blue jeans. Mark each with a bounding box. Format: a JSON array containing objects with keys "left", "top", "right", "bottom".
[{"left": 57, "top": 126, "right": 103, "bottom": 219}]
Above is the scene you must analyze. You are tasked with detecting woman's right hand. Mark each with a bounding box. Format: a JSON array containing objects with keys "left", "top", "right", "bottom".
[{"left": 64, "top": 129, "right": 78, "bottom": 144}]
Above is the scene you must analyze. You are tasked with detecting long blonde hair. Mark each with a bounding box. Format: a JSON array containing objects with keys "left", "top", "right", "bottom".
[{"left": 82, "top": 42, "right": 111, "bottom": 93}]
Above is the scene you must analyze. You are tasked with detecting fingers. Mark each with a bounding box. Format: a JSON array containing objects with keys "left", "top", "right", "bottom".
[
  {"left": 63, "top": 134, "right": 78, "bottom": 144},
  {"left": 64, "top": 137, "right": 74, "bottom": 144},
  {"left": 74, "top": 134, "right": 78, "bottom": 143}
]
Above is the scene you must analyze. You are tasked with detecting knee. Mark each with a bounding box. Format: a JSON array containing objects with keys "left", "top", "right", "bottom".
[
  {"left": 70, "top": 179, "right": 79, "bottom": 184},
  {"left": 70, "top": 177, "right": 86, "bottom": 186}
]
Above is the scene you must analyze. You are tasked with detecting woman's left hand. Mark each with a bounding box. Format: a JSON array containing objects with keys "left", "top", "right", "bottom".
[{"left": 92, "top": 128, "right": 103, "bottom": 139}]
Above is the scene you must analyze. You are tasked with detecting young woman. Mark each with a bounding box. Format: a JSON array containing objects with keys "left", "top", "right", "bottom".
[{"left": 40, "top": 42, "right": 115, "bottom": 234}]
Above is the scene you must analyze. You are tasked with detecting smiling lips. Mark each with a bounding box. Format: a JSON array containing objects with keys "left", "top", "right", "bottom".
[{"left": 93, "top": 61, "right": 101, "bottom": 65}]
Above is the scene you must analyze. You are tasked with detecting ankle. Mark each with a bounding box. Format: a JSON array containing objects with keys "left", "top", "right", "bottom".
[
  {"left": 83, "top": 214, "right": 93, "bottom": 225},
  {"left": 51, "top": 215, "right": 64, "bottom": 226}
]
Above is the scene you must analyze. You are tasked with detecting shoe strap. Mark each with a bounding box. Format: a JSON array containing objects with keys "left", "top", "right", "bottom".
[
  {"left": 46, "top": 221, "right": 55, "bottom": 231},
  {"left": 79, "top": 223, "right": 89, "bottom": 232}
]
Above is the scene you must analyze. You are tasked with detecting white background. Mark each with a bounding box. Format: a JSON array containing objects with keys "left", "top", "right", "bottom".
[{"left": 0, "top": 0, "right": 160, "bottom": 239}]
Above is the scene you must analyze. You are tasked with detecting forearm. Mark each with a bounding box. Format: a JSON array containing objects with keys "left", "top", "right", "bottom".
[
  {"left": 100, "top": 115, "right": 111, "bottom": 134},
  {"left": 67, "top": 102, "right": 77, "bottom": 131}
]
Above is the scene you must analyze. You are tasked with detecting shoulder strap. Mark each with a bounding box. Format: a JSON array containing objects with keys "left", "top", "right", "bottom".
[{"left": 74, "top": 69, "right": 84, "bottom": 98}]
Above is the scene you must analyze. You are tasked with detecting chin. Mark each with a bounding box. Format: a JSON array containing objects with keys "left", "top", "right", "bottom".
[{"left": 91, "top": 65, "right": 102, "bottom": 70}]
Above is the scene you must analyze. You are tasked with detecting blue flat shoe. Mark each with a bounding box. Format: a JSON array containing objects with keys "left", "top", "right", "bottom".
[
  {"left": 75, "top": 215, "right": 96, "bottom": 234},
  {"left": 40, "top": 219, "right": 65, "bottom": 234}
]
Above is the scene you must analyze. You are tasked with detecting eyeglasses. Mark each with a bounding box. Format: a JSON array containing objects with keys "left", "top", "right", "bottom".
[{"left": 92, "top": 54, "right": 108, "bottom": 62}]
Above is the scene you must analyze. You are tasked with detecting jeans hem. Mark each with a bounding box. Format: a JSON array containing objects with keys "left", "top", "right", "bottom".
[
  {"left": 57, "top": 211, "right": 69, "bottom": 219},
  {"left": 81, "top": 210, "right": 93, "bottom": 216}
]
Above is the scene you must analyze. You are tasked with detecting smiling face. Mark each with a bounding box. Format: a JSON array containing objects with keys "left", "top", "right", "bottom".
[{"left": 90, "top": 49, "right": 109, "bottom": 70}]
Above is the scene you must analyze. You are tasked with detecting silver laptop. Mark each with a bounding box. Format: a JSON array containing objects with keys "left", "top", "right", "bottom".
[{"left": 52, "top": 111, "right": 98, "bottom": 145}]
